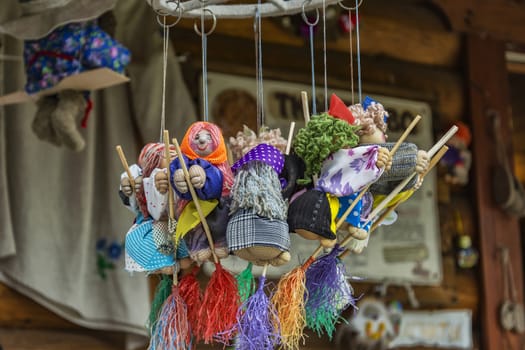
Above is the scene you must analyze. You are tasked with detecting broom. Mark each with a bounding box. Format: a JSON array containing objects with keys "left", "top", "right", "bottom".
[
  {"left": 173, "top": 137, "right": 240, "bottom": 345},
  {"left": 236, "top": 264, "right": 281, "bottom": 350},
  {"left": 301, "top": 115, "right": 422, "bottom": 339},
  {"left": 148, "top": 130, "right": 191, "bottom": 350}
]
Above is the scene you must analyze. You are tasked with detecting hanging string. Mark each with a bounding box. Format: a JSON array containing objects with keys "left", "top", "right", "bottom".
[
  {"left": 302, "top": 2, "right": 319, "bottom": 115},
  {"left": 201, "top": 4, "right": 209, "bottom": 121},
  {"left": 159, "top": 15, "right": 169, "bottom": 142},
  {"left": 355, "top": 0, "right": 362, "bottom": 103},
  {"left": 254, "top": 5, "right": 265, "bottom": 131},
  {"left": 322, "top": 0, "right": 328, "bottom": 111},
  {"left": 348, "top": 9, "right": 354, "bottom": 105}
]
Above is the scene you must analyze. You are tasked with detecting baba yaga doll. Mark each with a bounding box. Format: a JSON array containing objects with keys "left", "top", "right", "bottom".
[
  {"left": 27, "top": 15, "right": 130, "bottom": 151},
  {"left": 120, "top": 143, "right": 191, "bottom": 274},
  {"left": 316, "top": 95, "right": 391, "bottom": 245},
  {"left": 170, "top": 121, "right": 234, "bottom": 262},
  {"left": 345, "top": 97, "right": 430, "bottom": 253},
  {"left": 227, "top": 143, "right": 291, "bottom": 266}
]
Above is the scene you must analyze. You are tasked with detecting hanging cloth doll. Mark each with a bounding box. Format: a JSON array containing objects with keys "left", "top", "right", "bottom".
[
  {"left": 170, "top": 121, "right": 233, "bottom": 262},
  {"left": 227, "top": 143, "right": 291, "bottom": 266},
  {"left": 24, "top": 19, "right": 131, "bottom": 151},
  {"left": 121, "top": 143, "right": 191, "bottom": 274}
]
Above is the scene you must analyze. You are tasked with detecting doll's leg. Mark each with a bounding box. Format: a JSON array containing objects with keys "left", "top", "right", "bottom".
[
  {"left": 32, "top": 95, "right": 61, "bottom": 146},
  {"left": 51, "top": 90, "right": 86, "bottom": 151}
]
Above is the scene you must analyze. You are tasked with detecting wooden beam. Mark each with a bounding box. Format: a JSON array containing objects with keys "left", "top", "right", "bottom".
[
  {"left": 174, "top": 8, "right": 460, "bottom": 68},
  {"left": 432, "top": 0, "right": 525, "bottom": 44},
  {"left": 466, "top": 33, "right": 524, "bottom": 350}
]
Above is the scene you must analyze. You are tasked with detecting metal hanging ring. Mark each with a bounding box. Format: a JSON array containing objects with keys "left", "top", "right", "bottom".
[
  {"left": 301, "top": 0, "right": 320, "bottom": 26},
  {"left": 194, "top": 8, "right": 217, "bottom": 36},
  {"left": 156, "top": 1, "right": 182, "bottom": 28},
  {"left": 338, "top": 0, "right": 363, "bottom": 11},
  {"left": 153, "top": 0, "right": 180, "bottom": 17}
]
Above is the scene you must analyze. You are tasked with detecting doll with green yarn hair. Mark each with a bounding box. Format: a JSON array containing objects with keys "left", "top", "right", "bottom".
[
  {"left": 293, "top": 112, "right": 360, "bottom": 185},
  {"left": 288, "top": 107, "right": 360, "bottom": 247}
]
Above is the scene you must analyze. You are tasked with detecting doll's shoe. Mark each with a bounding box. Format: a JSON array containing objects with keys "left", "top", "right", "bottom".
[
  {"left": 347, "top": 236, "right": 370, "bottom": 254},
  {"left": 32, "top": 95, "right": 61, "bottom": 146},
  {"left": 214, "top": 246, "right": 230, "bottom": 259},
  {"left": 320, "top": 238, "right": 337, "bottom": 248},
  {"left": 192, "top": 248, "right": 212, "bottom": 263},
  {"left": 348, "top": 226, "right": 369, "bottom": 240},
  {"left": 51, "top": 90, "right": 86, "bottom": 152},
  {"left": 269, "top": 251, "right": 291, "bottom": 267}
]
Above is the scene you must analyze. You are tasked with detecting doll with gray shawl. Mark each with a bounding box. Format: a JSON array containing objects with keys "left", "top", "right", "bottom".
[
  {"left": 226, "top": 143, "right": 291, "bottom": 266},
  {"left": 344, "top": 97, "right": 430, "bottom": 254}
]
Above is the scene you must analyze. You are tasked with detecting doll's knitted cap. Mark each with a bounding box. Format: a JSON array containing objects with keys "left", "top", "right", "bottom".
[
  {"left": 125, "top": 220, "right": 175, "bottom": 273},
  {"left": 288, "top": 189, "right": 337, "bottom": 240},
  {"left": 231, "top": 143, "right": 284, "bottom": 175},
  {"left": 226, "top": 209, "right": 290, "bottom": 252}
]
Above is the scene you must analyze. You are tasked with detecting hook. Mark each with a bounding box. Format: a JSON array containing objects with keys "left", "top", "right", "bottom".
[
  {"left": 194, "top": 8, "right": 217, "bottom": 36},
  {"left": 155, "top": 0, "right": 182, "bottom": 28},
  {"left": 338, "top": 0, "right": 363, "bottom": 11},
  {"left": 301, "top": 0, "right": 320, "bottom": 26}
]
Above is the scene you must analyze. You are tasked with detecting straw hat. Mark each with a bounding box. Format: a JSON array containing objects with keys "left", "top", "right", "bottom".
[{"left": 0, "top": 0, "right": 117, "bottom": 40}]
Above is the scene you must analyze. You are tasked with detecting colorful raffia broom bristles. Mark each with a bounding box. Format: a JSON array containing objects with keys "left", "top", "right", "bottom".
[
  {"left": 148, "top": 274, "right": 173, "bottom": 335},
  {"left": 197, "top": 262, "right": 240, "bottom": 344},
  {"left": 305, "top": 245, "right": 357, "bottom": 339},
  {"left": 271, "top": 257, "right": 314, "bottom": 350},
  {"left": 178, "top": 266, "right": 202, "bottom": 336},
  {"left": 149, "top": 284, "right": 191, "bottom": 350},
  {"left": 236, "top": 262, "right": 256, "bottom": 303},
  {"left": 236, "top": 264, "right": 280, "bottom": 350}
]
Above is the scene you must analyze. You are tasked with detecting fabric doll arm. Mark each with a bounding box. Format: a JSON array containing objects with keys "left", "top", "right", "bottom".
[
  {"left": 119, "top": 164, "right": 142, "bottom": 213},
  {"left": 170, "top": 155, "right": 223, "bottom": 200},
  {"left": 143, "top": 168, "right": 169, "bottom": 221},
  {"left": 370, "top": 142, "right": 419, "bottom": 195}
]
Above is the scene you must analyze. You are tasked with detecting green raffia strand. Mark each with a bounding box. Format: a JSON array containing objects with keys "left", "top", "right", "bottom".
[
  {"left": 305, "top": 296, "right": 348, "bottom": 340},
  {"left": 147, "top": 274, "right": 173, "bottom": 334},
  {"left": 293, "top": 113, "right": 360, "bottom": 185},
  {"left": 236, "top": 262, "right": 255, "bottom": 303}
]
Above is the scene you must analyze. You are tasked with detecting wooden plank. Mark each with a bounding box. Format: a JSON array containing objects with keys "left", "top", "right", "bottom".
[
  {"left": 432, "top": 0, "right": 525, "bottom": 45},
  {"left": 466, "top": 34, "right": 524, "bottom": 350},
  {"left": 173, "top": 5, "right": 461, "bottom": 68},
  {"left": 0, "top": 283, "right": 80, "bottom": 329},
  {"left": 0, "top": 328, "right": 126, "bottom": 350}
]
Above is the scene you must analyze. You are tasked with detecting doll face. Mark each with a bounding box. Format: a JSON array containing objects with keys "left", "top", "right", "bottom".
[
  {"left": 192, "top": 129, "right": 214, "bottom": 157},
  {"left": 360, "top": 127, "right": 386, "bottom": 144}
]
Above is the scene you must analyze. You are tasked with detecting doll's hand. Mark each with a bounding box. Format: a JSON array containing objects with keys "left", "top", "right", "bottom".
[
  {"left": 376, "top": 147, "right": 392, "bottom": 171},
  {"left": 120, "top": 177, "right": 133, "bottom": 197},
  {"left": 154, "top": 170, "right": 169, "bottom": 194},
  {"left": 415, "top": 150, "right": 430, "bottom": 174},
  {"left": 173, "top": 169, "right": 188, "bottom": 193},
  {"left": 134, "top": 176, "right": 143, "bottom": 194},
  {"left": 189, "top": 165, "right": 206, "bottom": 189}
]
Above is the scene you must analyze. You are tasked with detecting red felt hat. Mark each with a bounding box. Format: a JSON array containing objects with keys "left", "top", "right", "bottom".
[{"left": 328, "top": 93, "right": 355, "bottom": 125}]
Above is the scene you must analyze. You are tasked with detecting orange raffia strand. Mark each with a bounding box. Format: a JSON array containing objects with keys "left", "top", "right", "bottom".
[{"left": 271, "top": 257, "right": 315, "bottom": 350}]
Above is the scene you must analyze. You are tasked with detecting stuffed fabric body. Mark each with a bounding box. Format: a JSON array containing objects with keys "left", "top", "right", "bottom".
[
  {"left": 369, "top": 142, "right": 419, "bottom": 195},
  {"left": 23, "top": 20, "right": 130, "bottom": 93},
  {"left": 170, "top": 155, "right": 223, "bottom": 201},
  {"left": 337, "top": 192, "right": 373, "bottom": 232},
  {"left": 317, "top": 145, "right": 384, "bottom": 197}
]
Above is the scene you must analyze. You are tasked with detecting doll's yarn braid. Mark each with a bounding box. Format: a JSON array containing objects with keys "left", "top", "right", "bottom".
[{"left": 293, "top": 113, "right": 359, "bottom": 185}]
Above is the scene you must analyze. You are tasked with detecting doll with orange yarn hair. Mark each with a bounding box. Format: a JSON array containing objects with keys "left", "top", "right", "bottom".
[{"left": 169, "top": 122, "right": 233, "bottom": 262}]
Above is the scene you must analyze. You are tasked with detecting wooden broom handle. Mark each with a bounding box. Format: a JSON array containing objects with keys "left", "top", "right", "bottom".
[
  {"left": 163, "top": 131, "right": 175, "bottom": 221},
  {"left": 173, "top": 138, "right": 219, "bottom": 264},
  {"left": 115, "top": 145, "right": 135, "bottom": 189}
]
